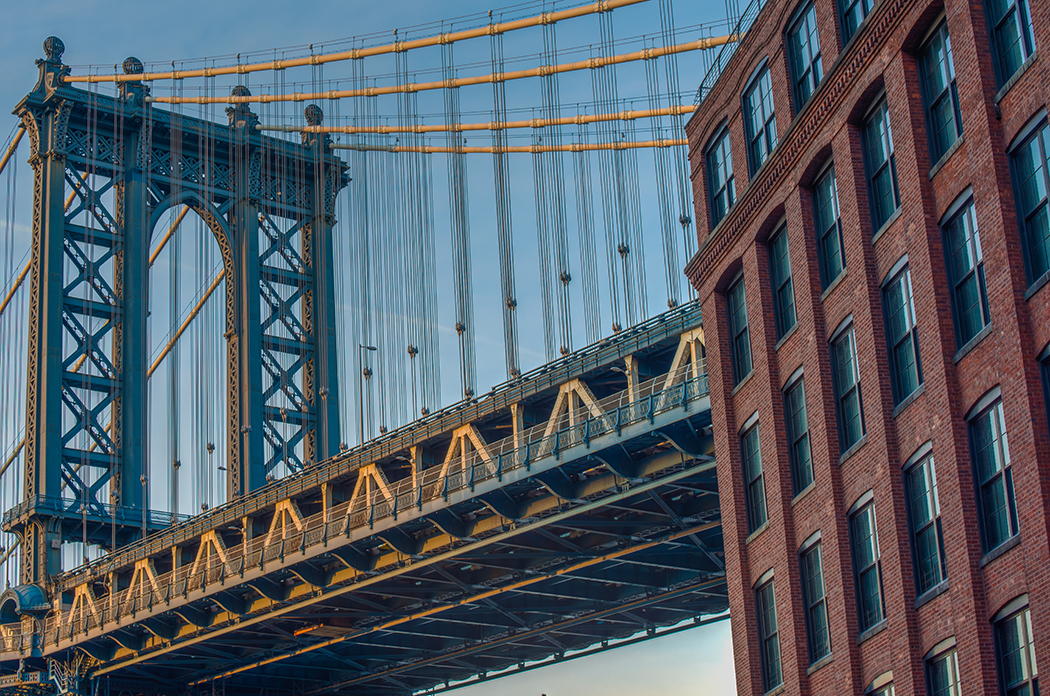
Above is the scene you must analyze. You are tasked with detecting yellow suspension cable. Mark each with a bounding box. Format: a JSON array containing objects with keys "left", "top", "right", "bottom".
[
  {"left": 64, "top": 0, "right": 649, "bottom": 84},
  {"left": 143, "top": 35, "right": 736, "bottom": 105},
  {"left": 258, "top": 103, "right": 695, "bottom": 135},
  {"left": 0, "top": 127, "right": 25, "bottom": 178},
  {"left": 329, "top": 138, "right": 686, "bottom": 154}
]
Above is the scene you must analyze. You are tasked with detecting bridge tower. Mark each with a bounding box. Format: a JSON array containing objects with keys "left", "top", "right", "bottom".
[{"left": 5, "top": 38, "right": 347, "bottom": 585}]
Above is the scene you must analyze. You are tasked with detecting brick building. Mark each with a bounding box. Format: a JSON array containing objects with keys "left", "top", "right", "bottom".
[{"left": 683, "top": 0, "right": 1050, "bottom": 692}]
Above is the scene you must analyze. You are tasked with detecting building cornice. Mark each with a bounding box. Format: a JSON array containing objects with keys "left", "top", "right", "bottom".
[{"left": 684, "top": 0, "right": 918, "bottom": 287}]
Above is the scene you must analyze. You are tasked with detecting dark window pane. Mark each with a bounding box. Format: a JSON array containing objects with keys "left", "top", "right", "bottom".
[
  {"left": 769, "top": 226, "right": 796, "bottom": 339},
  {"left": 944, "top": 200, "right": 989, "bottom": 346},
  {"left": 883, "top": 266, "right": 922, "bottom": 404},
  {"left": 851, "top": 501, "right": 883, "bottom": 630},
  {"left": 1012, "top": 122, "right": 1050, "bottom": 283},
  {"left": 864, "top": 101, "right": 900, "bottom": 231},
  {"left": 814, "top": 166, "right": 845, "bottom": 288},
  {"left": 785, "top": 379, "right": 813, "bottom": 494},
  {"left": 921, "top": 23, "right": 962, "bottom": 162},
  {"left": 905, "top": 455, "right": 945, "bottom": 593},
  {"left": 987, "top": 0, "right": 1036, "bottom": 83},
  {"left": 742, "top": 425, "right": 767, "bottom": 533},
  {"left": 707, "top": 128, "right": 736, "bottom": 227},
  {"left": 801, "top": 542, "right": 831, "bottom": 662},
  {"left": 970, "top": 399, "right": 1018, "bottom": 551},
  {"left": 756, "top": 580, "right": 782, "bottom": 691},
  {"left": 832, "top": 325, "right": 865, "bottom": 450},
  {"left": 927, "top": 648, "right": 962, "bottom": 696},
  {"left": 996, "top": 606, "right": 1038, "bottom": 696},
  {"left": 727, "top": 278, "right": 752, "bottom": 385},
  {"left": 789, "top": 2, "right": 823, "bottom": 108},
  {"left": 744, "top": 67, "right": 778, "bottom": 173},
  {"left": 840, "top": 0, "right": 875, "bottom": 43}
]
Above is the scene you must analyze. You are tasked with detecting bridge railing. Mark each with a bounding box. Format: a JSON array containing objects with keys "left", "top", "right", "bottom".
[
  {"left": 1, "top": 364, "right": 709, "bottom": 652},
  {"left": 694, "top": 0, "right": 768, "bottom": 105}
]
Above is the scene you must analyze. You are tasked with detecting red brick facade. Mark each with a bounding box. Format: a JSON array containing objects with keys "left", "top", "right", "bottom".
[{"left": 684, "top": 0, "right": 1050, "bottom": 692}]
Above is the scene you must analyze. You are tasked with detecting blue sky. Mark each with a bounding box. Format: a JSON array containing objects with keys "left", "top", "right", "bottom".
[{"left": 0, "top": 1, "right": 738, "bottom": 693}]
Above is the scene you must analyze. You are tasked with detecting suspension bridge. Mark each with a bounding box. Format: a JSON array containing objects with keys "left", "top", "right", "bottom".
[{"left": 0, "top": 1, "right": 741, "bottom": 692}]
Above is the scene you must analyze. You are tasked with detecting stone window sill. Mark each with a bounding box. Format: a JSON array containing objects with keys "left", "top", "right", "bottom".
[
  {"left": 821, "top": 270, "right": 847, "bottom": 303},
  {"left": 731, "top": 370, "right": 755, "bottom": 397},
  {"left": 871, "top": 207, "right": 902, "bottom": 247},
  {"left": 807, "top": 653, "right": 834, "bottom": 675},
  {"left": 839, "top": 434, "right": 868, "bottom": 466},
  {"left": 791, "top": 482, "right": 815, "bottom": 507},
  {"left": 980, "top": 534, "right": 1021, "bottom": 567},
  {"left": 746, "top": 521, "right": 769, "bottom": 545},
  {"left": 892, "top": 383, "right": 926, "bottom": 418},
  {"left": 953, "top": 323, "right": 993, "bottom": 364},
  {"left": 764, "top": 684, "right": 786, "bottom": 696},
  {"left": 929, "top": 135, "right": 965, "bottom": 180},
  {"left": 1024, "top": 269, "right": 1050, "bottom": 300},
  {"left": 915, "top": 579, "right": 950, "bottom": 609},
  {"left": 996, "top": 51, "right": 1038, "bottom": 104},
  {"left": 858, "top": 619, "right": 888, "bottom": 644},
  {"left": 774, "top": 323, "right": 799, "bottom": 352}
]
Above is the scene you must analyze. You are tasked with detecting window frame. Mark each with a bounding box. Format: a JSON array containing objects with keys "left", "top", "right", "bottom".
[
  {"left": 849, "top": 494, "right": 885, "bottom": 631},
  {"left": 925, "top": 640, "right": 962, "bottom": 696},
  {"left": 706, "top": 125, "right": 736, "bottom": 228},
  {"left": 903, "top": 445, "right": 947, "bottom": 595},
  {"left": 831, "top": 320, "right": 866, "bottom": 452},
  {"left": 941, "top": 192, "right": 991, "bottom": 348},
  {"left": 813, "top": 161, "right": 846, "bottom": 290},
  {"left": 755, "top": 576, "right": 783, "bottom": 692},
  {"left": 784, "top": 369, "right": 813, "bottom": 494},
  {"left": 727, "top": 273, "right": 753, "bottom": 386},
  {"left": 799, "top": 534, "right": 831, "bottom": 664},
  {"left": 967, "top": 390, "right": 1019, "bottom": 553},
  {"left": 787, "top": 0, "right": 824, "bottom": 110},
  {"left": 768, "top": 223, "right": 797, "bottom": 340},
  {"left": 862, "top": 97, "right": 901, "bottom": 232},
  {"left": 918, "top": 19, "right": 963, "bottom": 164},
  {"left": 742, "top": 61, "right": 778, "bottom": 175},
  {"left": 993, "top": 598, "right": 1039, "bottom": 696},
  {"left": 1008, "top": 115, "right": 1050, "bottom": 288},
  {"left": 881, "top": 258, "right": 923, "bottom": 405},
  {"left": 985, "top": 0, "right": 1036, "bottom": 87},
  {"left": 741, "top": 420, "right": 768, "bottom": 534},
  {"left": 840, "top": 0, "right": 876, "bottom": 44}
]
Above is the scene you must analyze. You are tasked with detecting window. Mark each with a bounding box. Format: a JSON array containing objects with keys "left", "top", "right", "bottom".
[
  {"left": 727, "top": 276, "right": 753, "bottom": 385},
  {"left": 905, "top": 451, "right": 946, "bottom": 594},
  {"left": 927, "top": 645, "right": 962, "bottom": 696},
  {"left": 970, "top": 395, "right": 1019, "bottom": 552},
  {"left": 871, "top": 687, "right": 895, "bottom": 696},
  {"left": 841, "top": 0, "right": 875, "bottom": 43},
  {"left": 800, "top": 540, "right": 831, "bottom": 663},
  {"left": 987, "top": 0, "right": 1036, "bottom": 86},
  {"left": 996, "top": 602, "right": 1038, "bottom": 696},
  {"left": 742, "top": 423, "right": 767, "bottom": 533},
  {"left": 743, "top": 65, "right": 778, "bottom": 174},
  {"left": 707, "top": 127, "right": 736, "bottom": 227},
  {"left": 882, "top": 263, "right": 922, "bottom": 405},
  {"left": 863, "top": 100, "right": 901, "bottom": 231},
  {"left": 1042, "top": 347, "right": 1050, "bottom": 441},
  {"left": 944, "top": 197, "right": 990, "bottom": 347},
  {"left": 789, "top": 2, "right": 824, "bottom": 109},
  {"left": 769, "top": 225, "right": 797, "bottom": 339},
  {"left": 920, "top": 22, "right": 962, "bottom": 163},
  {"left": 756, "top": 578, "right": 783, "bottom": 691},
  {"left": 784, "top": 375, "right": 813, "bottom": 494},
  {"left": 814, "top": 164, "right": 845, "bottom": 289},
  {"left": 831, "top": 323, "right": 865, "bottom": 452},
  {"left": 1011, "top": 120, "right": 1050, "bottom": 285},
  {"left": 850, "top": 498, "right": 884, "bottom": 631}
]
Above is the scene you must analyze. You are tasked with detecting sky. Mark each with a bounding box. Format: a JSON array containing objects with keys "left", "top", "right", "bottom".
[{"left": 0, "top": 1, "right": 738, "bottom": 694}]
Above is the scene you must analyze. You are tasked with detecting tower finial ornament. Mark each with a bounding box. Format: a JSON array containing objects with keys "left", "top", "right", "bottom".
[{"left": 43, "top": 37, "right": 64, "bottom": 63}]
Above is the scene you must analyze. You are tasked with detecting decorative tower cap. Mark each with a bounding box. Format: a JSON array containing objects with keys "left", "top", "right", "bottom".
[
  {"left": 122, "top": 56, "right": 144, "bottom": 75},
  {"left": 231, "top": 85, "right": 251, "bottom": 98},
  {"left": 304, "top": 104, "right": 324, "bottom": 126},
  {"left": 43, "top": 37, "right": 64, "bottom": 63}
]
